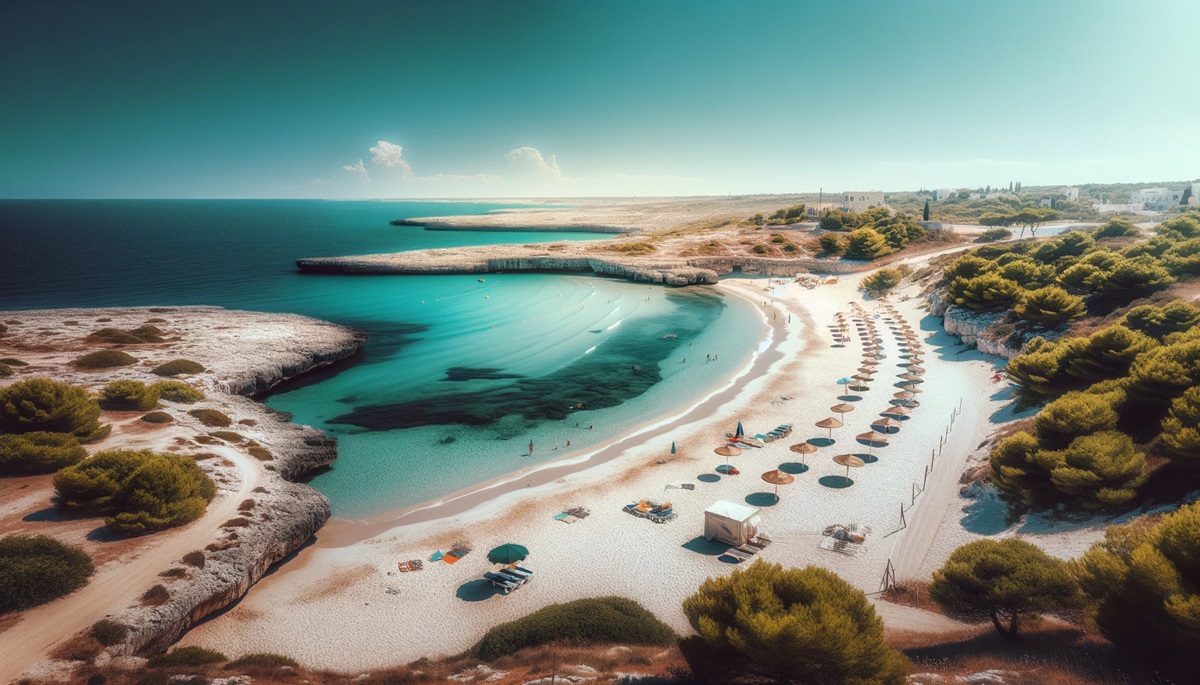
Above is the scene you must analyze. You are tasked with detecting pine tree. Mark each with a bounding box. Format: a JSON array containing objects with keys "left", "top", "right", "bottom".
[{"left": 922, "top": 199, "right": 930, "bottom": 221}]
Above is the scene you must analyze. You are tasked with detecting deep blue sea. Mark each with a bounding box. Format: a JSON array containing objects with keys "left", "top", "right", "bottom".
[{"left": 0, "top": 200, "right": 761, "bottom": 516}]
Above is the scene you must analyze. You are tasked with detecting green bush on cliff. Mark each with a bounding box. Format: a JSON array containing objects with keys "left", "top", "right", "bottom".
[
  {"left": 151, "top": 359, "right": 206, "bottom": 377},
  {"left": 0, "top": 432, "right": 87, "bottom": 474},
  {"left": 151, "top": 380, "right": 204, "bottom": 404},
  {"left": 474, "top": 596, "right": 676, "bottom": 660},
  {"left": 140, "top": 411, "right": 174, "bottom": 424},
  {"left": 188, "top": 408, "right": 231, "bottom": 427},
  {"left": 862, "top": 268, "right": 903, "bottom": 296},
  {"left": 86, "top": 325, "right": 164, "bottom": 344},
  {"left": 0, "top": 362, "right": 12, "bottom": 377},
  {"left": 0, "top": 377, "right": 103, "bottom": 439},
  {"left": 843, "top": 228, "right": 895, "bottom": 261},
  {"left": 978, "top": 228, "right": 1012, "bottom": 242},
  {"left": 0, "top": 534, "right": 94, "bottom": 613},
  {"left": 54, "top": 449, "right": 216, "bottom": 535},
  {"left": 72, "top": 350, "right": 137, "bottom": 370},
  {"left": 99, "top": 379, "right": 160, "bottom": 411}
]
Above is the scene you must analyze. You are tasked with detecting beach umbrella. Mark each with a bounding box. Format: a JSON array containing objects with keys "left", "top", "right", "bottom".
[
  {"left": 856, "top": 430, "right": 889, "bottom": 455},
  {"left": 789, "top": 442, "right": 818, "bottom": 464},
  {"left": 894, "top": 390, "right": 916, "bottom": 400},
  {"left": 837, "top": 376, "right": 853, "bottom": 388},
  {"left": 831, "top": 403, "right": 855, "bottom": 415},
  {"left": 872, "top": 417, "right": 902, "bottom": 434},
  {"left": 899, "top": 373, "right": 925, "bottom": 383},
  {"left": 907, "top": 366, "right": 927, "bottom": 374},
  {"left": 857, "top": 366, "right": 875, "bottom": 374},
  {"left": 736, "top": 421, "right": 745, "bottom": 437},
  {"left": 815, "top": 416, "right": 843, "bottom": 439},
  {"left": 761, "top": 469, "right": 795, "bottom": 501},
  {"left": 671, "top": 441, "right": 676, "bottom": 455},
  {"left": 832, "top": 454, "right": 865, "bottom": 485},
  {"left": 487, "top": 543, "right": 529, "bottom": 565},
  {"left": 909, "top": 356, "right": 925, "bottom": 364},
  {"left": 849, "top": 384, "right": 870, "bottom": 392},
  {"left": 882, "top": 405, "right": 911, "bottom": 418},
  {"left": 715, "top": 445, "right": 743, "bottom": 457},
  {"left": 852, "top": 373, "right": 874, "bottom": 382},
  {"left": 861, "top": 359, "right": 880, "bottom": 367}
]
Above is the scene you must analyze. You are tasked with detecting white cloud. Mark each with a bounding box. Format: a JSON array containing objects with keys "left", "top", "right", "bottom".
[
  {"left": 370, "top": 140, "right": 413, "bottom": 176},
  {"left": 505, "top": 146, "right": 563, "bottom": 179},
  {"left": 341, "top": 159, "right": 370, "bottom": 181}
]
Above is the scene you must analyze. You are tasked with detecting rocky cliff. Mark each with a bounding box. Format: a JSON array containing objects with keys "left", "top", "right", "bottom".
[{"left": 929, "top": 290, "right": 1057, "bottom": 359}]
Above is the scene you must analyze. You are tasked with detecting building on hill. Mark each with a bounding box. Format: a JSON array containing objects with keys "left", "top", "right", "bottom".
[
  {"left": 1131, "top": 187, "right": 1184, "bottom": 212},
  {"left": 840, "top": 190, "right": 885, "bottom": 212},
  {"left": 1065, "top": 187, "right": 1080, "bottom": 202},
  {"left": 805, "top": 202, "right": 839, "bottom": 219},
  {"left": 932, "top": 188, "right": 958, "bottom": 202}
]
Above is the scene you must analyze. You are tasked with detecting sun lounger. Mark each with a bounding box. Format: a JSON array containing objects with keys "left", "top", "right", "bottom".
[
  {"left": 553, "top": 512, "right": 570, "bottom": 520},
  {"left": 649, "top": 508, "right": 676, "bottom": 523},
  {"left": 496, "top": 568, "right": 529, "bottom": 585},
  {"left": 724, "top": 547, "right": 754, "bottom": 562},
  {"left": 484, "top": 572, "right": 519, "bottom": 594},
  {"left": 514, "top": 565, "right": 535, "bottom": 576},
  {"left": 736, "top": 544, "right": 760, "bottom": 556},
  {"left": 397, "top": 559, "right": 423, "bottom": 572}
]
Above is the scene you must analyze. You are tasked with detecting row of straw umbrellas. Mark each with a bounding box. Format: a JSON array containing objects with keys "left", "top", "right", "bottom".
[{"left": 715, "top": 302, "right": 928, "bottom": 498}]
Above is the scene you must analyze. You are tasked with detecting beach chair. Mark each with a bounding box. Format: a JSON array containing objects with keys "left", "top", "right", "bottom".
[
  {"left": 724, "top": 547, "right": 754, "bottom": 562},
  {"left": 496, "top": 568, "right": 529, "bottom": 585},
  {"left": 484, "top": 572, "right": 519, "bottom": 594},
  {"left": 650, "top": 508, "right": 676, "bottom": 523},
  {"left": 736, "top": 544, "right": 761, "bottom": 557}
]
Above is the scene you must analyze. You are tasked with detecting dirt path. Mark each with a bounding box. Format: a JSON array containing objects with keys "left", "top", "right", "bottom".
[
  {"left": 0, "top": 445, "right": 260, "bottom": 684},
  {"left": 871, "top": 598, "right": 971, "bottom": 633}
]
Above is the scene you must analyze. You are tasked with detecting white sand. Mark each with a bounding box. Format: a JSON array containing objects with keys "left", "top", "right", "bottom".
[{"left": 180, "top": 266, "right": 1007, "bottom": 671}]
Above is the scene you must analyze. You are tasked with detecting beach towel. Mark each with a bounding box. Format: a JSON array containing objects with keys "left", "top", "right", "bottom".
[
  {"left": 682, "top": 483, "right": 695, "bottom": 490},
  {"left": 442, "top": 553, "right": 461, "bottom": 565},
  {"left": 428, "top": 550, "right": 445, "bottom": 562},
  {"left": 553, "top": 512, "right": 570, "bottom": 520}
]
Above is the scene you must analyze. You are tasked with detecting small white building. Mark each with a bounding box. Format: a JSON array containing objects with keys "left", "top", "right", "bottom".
[
  {"left": 703, "top": 500, "right": 761, "bottom": 547},
  {"left": 1131, "top": 188, "right": 1184, "bottom": 212},
  {"left": 932, "top": 189, "right": 959, "bottom": 202},
  {"left": 840, "top": 190, "right": 885, "bottom": 213},
  {"left": 1065, "top": 187, "right": 1080, "bottom": 202}
]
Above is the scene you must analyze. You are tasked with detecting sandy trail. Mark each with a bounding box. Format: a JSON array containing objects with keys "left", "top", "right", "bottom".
[{"left": 0, "top": 445, "right": 259, "bottom": 685}]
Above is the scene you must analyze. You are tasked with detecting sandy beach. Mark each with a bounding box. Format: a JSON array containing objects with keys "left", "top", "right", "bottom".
[{"left": 178, "top": 255, "right": 1006, "bottom": 672}]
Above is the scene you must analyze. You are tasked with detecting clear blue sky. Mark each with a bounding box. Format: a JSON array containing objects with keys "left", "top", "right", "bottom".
[{"left": 1, "top": 0, "right": 1196, "bottom": 198}]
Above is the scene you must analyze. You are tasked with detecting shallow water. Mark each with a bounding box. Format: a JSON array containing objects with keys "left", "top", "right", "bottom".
[{"left": 0, "top": 200, "right": 763, "bottom": 516}]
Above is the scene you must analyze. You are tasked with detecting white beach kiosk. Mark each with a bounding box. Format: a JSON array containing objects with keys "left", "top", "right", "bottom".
[{"left": 703, "top": 500, "right": 762, "bottom": 546}]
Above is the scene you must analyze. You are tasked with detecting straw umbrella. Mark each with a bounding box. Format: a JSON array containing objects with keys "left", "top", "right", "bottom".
[
  {"left": 832, "top": 454, "right": 865, "bottom": 486},
  {"left": 857, "top": 366, "right": 875, "bottom": 374},
  {"left": 856, "top": 430, "right": 889, "bottom": 456},
  {"left": 761, "top": 469, "right": 795, "bottom": 502},
  {"left": 881, "top": 405, "right": 911, "bottom": 418},
  {"left": 715, "top": 445, "right": 742, "bottom": 458},
  {"left": 789, "top": 442, "right": 818, "bottom": 464},
  {"left": 906, "top": 366, "right": 927, "bottom": 374},
  {"left": 861, "top": 359, "right": 880, "bottom": 367},
  {"left": 815, "top": 416, "right": 843, "bottom": 440},
  {"left": 899, "top": 372, "right": 925, "bottom": 383},
  {"left": 871, "top": 417, "right": 902, "bottom": 434},
  {"left": 831, "top": 403, "right": 855, "bottom": 415}
]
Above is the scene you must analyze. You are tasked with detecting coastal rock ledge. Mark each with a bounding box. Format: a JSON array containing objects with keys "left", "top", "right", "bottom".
[
  {"left": 297, "top": 245, "right": 873, "bottom": 286},
  {"left": 0, "top": 306, "right": 366, "bottom": 662}
]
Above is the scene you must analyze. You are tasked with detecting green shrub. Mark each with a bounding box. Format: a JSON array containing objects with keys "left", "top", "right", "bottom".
[
  {"left": 148, "top": 646, "right": 228, "bottom": 668},
  {"left": 151, "top": 381, "right": 203, "bottom": 404},
  {"left": 752, "top": 244, "right": 767, "bottom": 254},
  {"left": 978, "top": 228, "right": 1012, "bottom": 242},
  {"left": 930, "top": 538, "right": 1081, "bottom": 637},
  {"left": 151, "top": 359, "right": 206, "bottom": 377},
  {"left": 72, "top": 350, "right": 137, "bottom": 370},
  {"left": 818, "top": 233, "right": 847, "bottom": 256},
  {"left": 1034, "top": 392, "right": 1119, "bottom": 449},
  {"left": 0, "top": 362, "right": 11, "bottom": 377},
  {"left": 209, "top": 431, "right": 244, "bottom": 443},
  {"left": 91, "top": 619, "right": 129, "bottom": 646},
  {"left": 0, "top": 432, "right": 87, "bottom": 474},
  {"left": 100, "top": 380, "right": 160, "bottom": 411},
  {"left": 247, "top": 445, "right": 273, "bottom": 461},
  {"left": 0, "top": 535, "right": 94, "bottom": 613},
  {"left": 948, "top": 272, "right": 1021, "bottom": 311},
  {"left": 86, "top": 325, "right": 163, "bottom": 345},
  {"left": 844, "top": 228, "right": 895, "bottom": 261},
  {"left": 54, "top": 449, "right": 217, "bottom": 535},
  {"left": 1162, "top": 386, "right": 1200, "bottom": 467},
  {"left": 182, "top": 551, "right": 205, "bottom": 568},
  {"left": 0, "top": 358, "right": 28, "bottom": 366},
  {"left": 0, "top": 377, "right": 103, "bottom": 438},
  {"left": 226, "top": 653, "right": 300, "bottom": 670},
  {"left": 189, "top": 409, "right": 231, "bottom": 427},
  {"left": 1093, "top": 218, "right": 1139, "bottom": 238},
  {"left": 140, "top": 412, "right": 173, "bottom": 424},
  {"left": 141, "top": 583, "right": 169, "bottom": 605},
  {"left": 474, "top": 596, "right": 676, "bottom": 660},
  {"left": 1122, "top": 302, "right": 1200, "bottom": 341},
  {"left": 861, "top": 268, "right": 903, "bottom": 296},
  {"left": 1014, "top": 286, "right": 1086, "bottom": 326},
  {"left": 1075, "top": 500, "right": 1200, "bottom": 677},
  {"left": 680, "top": 561, "right": 905, "bottom": 685}
]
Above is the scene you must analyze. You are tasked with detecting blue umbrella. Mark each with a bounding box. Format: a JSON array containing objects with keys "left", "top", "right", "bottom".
[
  {"left": 736, "top": 421, "right": 744, "bottom": 437},
  {"left": 671, "top": 441, "right": 676, "bottom": 454},
  {"left": 837, "top": 376, "right": 853, "bottom": 387}
]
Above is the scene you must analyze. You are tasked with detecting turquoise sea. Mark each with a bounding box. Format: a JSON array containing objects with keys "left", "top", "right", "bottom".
[{"left": 0, "top": 200, "right": 762, "bottom": 516}]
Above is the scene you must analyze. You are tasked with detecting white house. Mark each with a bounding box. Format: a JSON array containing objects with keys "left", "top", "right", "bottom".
[
  {"left": 840, "top": 191, "right": 885, "bottom": 213},
  {"left": 1065, "top": 187, "right": 1080, "bottom": 202},
  {"left": 1131, "top": 188, "right": 1184, "bottom": 212}
]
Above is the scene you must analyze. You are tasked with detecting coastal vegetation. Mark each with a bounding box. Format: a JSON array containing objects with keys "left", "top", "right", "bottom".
[
  {"left": 861, "top": 268, "right": 904, "bottom": 297},
  {"left": 151, "top": 359, "right": 206, "bottom": 376},
  {"left": 189, "top": 408, "right": 232, "bottom": 427},
  {"left": 0, "top": 377, "right": 104, "bottom": 439},
  {"left": 152, "top": 380, "right": 204, "bottom": 403},
  {"left": 977, "top": 228, "right": 1012, "bottom": 242},
  {"left": 99, "top": 379, "right": 161, "bottom": 411},
  {"left": 1074, "top": 500, "right": 1200, "bottom": 674},
  {"left": 53, "top": 449, "right": 216, "bottom": 534},
  {"left": 473, "top": 596, "right": 674, "bottom": 660},
  {"left": 0, "top": 431, "right": 86, "bottom": 474},
  {"left": 681, "top": 561, "right": 906, "bottom": 684},
  {"left": 72, "top": 349, "right": 137, "bottom": 370},
  {"left": 0, "top": 361, "right": 12, "bottom": 377},
  {"left": 86, "top": 325, "right": 164, "bottom": 344},
  {"left": 148, "top": 646, "right": 228, "bottom": 668},
  {"left": 929, "top": 538, "right": 1081, "bottom": 637},
  {"left": 140, "top": 411, "right": 174, "bottom": 424},
  {"left": 0, "top": 535, "right": 94, "bottom": 613}
]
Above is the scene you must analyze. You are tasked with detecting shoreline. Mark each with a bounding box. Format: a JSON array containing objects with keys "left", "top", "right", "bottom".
[{"left": 319, "top": 278, "right": 784, "bottom": 546}]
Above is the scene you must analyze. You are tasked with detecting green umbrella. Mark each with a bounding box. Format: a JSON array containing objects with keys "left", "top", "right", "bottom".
[
  {"left": 487, "top": 543, "right": 529, "bottom": 565},
  {"left": 671, "top": 441, "right": 676, "bottom": 454}
]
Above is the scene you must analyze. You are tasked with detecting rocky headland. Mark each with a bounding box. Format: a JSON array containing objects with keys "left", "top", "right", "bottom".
[{"left": 0, "top": 306, "right": 366, "bottom": 678}]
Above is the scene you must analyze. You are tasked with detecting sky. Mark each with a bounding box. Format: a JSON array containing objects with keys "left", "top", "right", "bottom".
[{"left": 1, "top": 0, "right": 1197, "bottom": 199}]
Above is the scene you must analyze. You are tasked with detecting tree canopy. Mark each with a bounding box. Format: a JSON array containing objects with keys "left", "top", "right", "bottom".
[
  {"left": 0, "top": 535, "right": 94, "bottom": 613},
  {"left": 930, "top": 538, "right": 1080, "bottom": 637},
  {"left": 681, "top": 561, "right": 906, "bottom": 685},
  {"left": 0, "top": 378, "right": 103, "bottom": 439},
  {"left": 0, "top": 432, "right": 87, "bottom": 475}
]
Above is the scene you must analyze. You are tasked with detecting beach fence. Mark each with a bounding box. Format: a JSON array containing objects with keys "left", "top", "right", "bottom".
[{"left": 876, "top": 396, "right": 963, "bottom": 593}]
